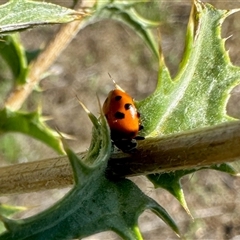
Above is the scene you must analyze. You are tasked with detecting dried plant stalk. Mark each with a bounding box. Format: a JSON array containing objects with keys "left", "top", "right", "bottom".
[
  {"left": 4, "top": 2, "right": 94, "bottom": 111},
  {"left": 0, "top": 121, "right": 240, "bottom": 195}
]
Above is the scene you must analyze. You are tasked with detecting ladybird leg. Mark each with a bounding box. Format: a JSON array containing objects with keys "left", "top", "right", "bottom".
[
  {"left": 113, "top": 139, "right": 138, "bottom": 153},
  {"left": 110, "top": 140, "right": 116, "bottom": 152},
  {"left": 134, "top": 136, "right": 145, "bottom": 140}
]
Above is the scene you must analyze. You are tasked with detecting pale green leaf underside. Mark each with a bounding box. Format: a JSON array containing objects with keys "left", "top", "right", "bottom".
[
  {"left": 138, "top": 2, "right": 240, "bottom": 136},
  {"left": 142, "top": 1, "right": 240, "bottom": 217},
  {"left": 0, "top": 0, "right": 79, "bottom": 34},
  {"left": 91, "top": 1, "right": 159, "bottom": 58}
]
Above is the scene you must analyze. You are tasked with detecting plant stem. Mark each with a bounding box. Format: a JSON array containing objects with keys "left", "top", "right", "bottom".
[{"left": 0, "top": 120, "right": 240, "bottom": 195}]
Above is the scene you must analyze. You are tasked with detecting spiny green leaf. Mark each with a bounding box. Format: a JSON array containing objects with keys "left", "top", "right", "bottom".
[
  {"left": 138, "top": 2, "right": 240, "bottom": 136},
  {"left": 0, "top": 156, "right": 180, "bottom": 239},
  {"left": 0, "top": 0, "right": 82, "bottom": 34},
  {"left": 91, "top": 0, "right": 159, "bottom": 58},
  {"left": 0, "top": 108, "right": 64, "bottom": 154},
  {"left": 0, "top": 34, "right": 28, "bottom": 85},
  {"left": 148, "top": 171, "right": 194, "bottom": 218},
  {"left": 0, "top": 108, "right": 179, "bottom": 239},
  {"left": 210, "top": 162, "right": 239, "bottom": 176},
  {"left": 0, "top": 204, "right": 26, "bottom": 219},
  {"left": 147, "top": 163, "right": 238, "bottom": 217},
  {"left": 0, "top": 204, "right": 26, "bottom": 234},
  {"left": 142, "top": 1, "right": 240, "bottom": 217}
]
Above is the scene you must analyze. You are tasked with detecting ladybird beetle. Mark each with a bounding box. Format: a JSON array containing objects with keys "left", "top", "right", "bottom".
[{"left": 102, "top": 77, "right": 144, "bottom": 152}]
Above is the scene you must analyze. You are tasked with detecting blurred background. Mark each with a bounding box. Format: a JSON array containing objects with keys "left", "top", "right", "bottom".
[{"left": 1, "top": 0, "right": 240, "bottom": 239}]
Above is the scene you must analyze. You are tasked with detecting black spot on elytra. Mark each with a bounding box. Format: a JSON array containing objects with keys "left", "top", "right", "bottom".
[
  {"left": 124, "top": 103, "right": 132, "bottom": 110},
  {"left": 114, "top": 111, "right": 125, "bottom": 119},
  {"left": 115, "top": 96, "right": 122, "bottom": 101}
]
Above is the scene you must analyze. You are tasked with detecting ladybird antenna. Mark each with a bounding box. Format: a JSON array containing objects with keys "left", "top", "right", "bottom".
[
  {"left": 107, "top": 72, "right": 125, "bottom": 92},
  {"left": 108, "top": 72, "right": 117, "bottom": 86}
]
